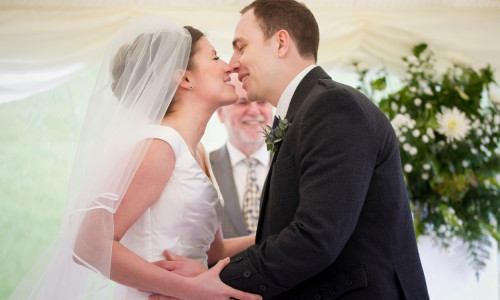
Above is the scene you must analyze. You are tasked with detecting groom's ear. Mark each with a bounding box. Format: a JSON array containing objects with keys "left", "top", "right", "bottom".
[{"left": 276, "top": 29, "right": 291, "bottom": 58}]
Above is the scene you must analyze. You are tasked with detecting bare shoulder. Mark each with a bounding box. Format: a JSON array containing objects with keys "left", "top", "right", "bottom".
[{"left": 136, "top": 139, "right": 176, "bottom": 183}]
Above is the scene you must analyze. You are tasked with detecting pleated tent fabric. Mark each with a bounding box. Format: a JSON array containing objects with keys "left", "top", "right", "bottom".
[{"left": 1, "top": 0, "right": 500, "bottom": 103}]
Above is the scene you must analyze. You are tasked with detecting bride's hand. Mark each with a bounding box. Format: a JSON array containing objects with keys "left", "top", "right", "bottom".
[
  {"left": 152, "top": 250, "right": 207, "bottom": 277},
  {"left": 149, "top": 257, "right": 262, "bottom": 300}
]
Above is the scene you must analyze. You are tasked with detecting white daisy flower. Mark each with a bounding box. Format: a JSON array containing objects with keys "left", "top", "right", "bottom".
[
  {"left": 410, "top": 147, "right": 418, "bottom": 155},
  {"left": 436, "top": 107, "right": 471, "bottom": 143},
  {"left": 414, "top": 98, "right": 422, "bottom": 106},
  {"left": 391, "top": 102, "right": 399, "bottom": 112},
  {"left": 472, "top": 119, "right": 481, "bottom": 129},
  {"left": 494, "top": 115, "right": 500, "bottom": 126},
  {"left": 407, "top": 55, "right": 418, "bottom": 65},
  {"left": 404, "top": 164, "right": 413, "bottom": 173},
  {"left": 391, "top": 114, "right": 415, "bottom": 136},
  {"left": 422, "top": 135, "right": 429, "bottom": 143},
  {"left": 486, "top": 125, "right": 492, "bottom": 135},
  {"left": 425, "top": 103, "right": 433, "bottom": 110},
  {"left": 412, "top": 129, "right": 420, "bottom": 138},
  {"left": 423, "top": 163, "right": 431, "bottom": 170},
  {"left": 422, "top": 173, "right": 429, "bottom": 180},
  {"left": 426, "top": 128, "right": 435, "bottom": 139}
]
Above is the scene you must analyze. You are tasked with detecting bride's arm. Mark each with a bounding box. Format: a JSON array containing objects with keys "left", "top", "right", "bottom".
[
  {"left": 109, "top": 139, "right": 184, "bottom": 294},
  {"left": 109, "top": 140, "right": 259, "bottom": 299},
  {"left": 74, "top": 139, "right": 220, "bottom": 298},
  {"left": 207, "top": 227, "right": 255, "bottom": 265},
  {"left": 74, "top": 139, "right": 188, "bottom": 295}
]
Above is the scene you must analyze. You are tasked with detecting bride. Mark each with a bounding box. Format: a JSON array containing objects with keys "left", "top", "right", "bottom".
[{"left": 9, "top": 16, "right": 260, "bottom": 300}]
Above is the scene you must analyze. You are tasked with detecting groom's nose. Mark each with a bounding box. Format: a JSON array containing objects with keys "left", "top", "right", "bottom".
[{"left": 229, "top": 52, "right": 240, "bottom": 72}]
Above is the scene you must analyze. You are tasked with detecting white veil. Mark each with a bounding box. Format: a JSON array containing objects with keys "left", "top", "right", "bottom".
[{"left": 9, "top": 16, "right": 191, "bottom": 299}]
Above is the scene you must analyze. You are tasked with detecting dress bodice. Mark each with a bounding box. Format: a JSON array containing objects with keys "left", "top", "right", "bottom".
[{"left": 113, "top": 126, "right": 223, "bottom": 299}]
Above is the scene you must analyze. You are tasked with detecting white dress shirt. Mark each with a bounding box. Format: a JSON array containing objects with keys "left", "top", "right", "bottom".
[
  {"left": 226, "top": 141, "right": 270, "bottom": 208},
  {"left": 275, "top": 64, "right": 316, "bottom": 119}
]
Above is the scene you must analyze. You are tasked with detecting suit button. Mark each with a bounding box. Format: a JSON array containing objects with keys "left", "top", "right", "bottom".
[
  {"left": 243, "top": 270, "right": 251, "bottom": 278},
  {"left": 232, "top": 256, "right": 244, "bottom": 262},
  {"left": 329, "top": 289, "right": 336, "bottom": 297},
  {"left": 314, "top": 294, "right": 322, "bottom": 300},
  {"left": 345, "top": 280, "right": 352, "bottom": 287},
  {"left": 259, "top": 284, "right": 267, "bottom": 291}
]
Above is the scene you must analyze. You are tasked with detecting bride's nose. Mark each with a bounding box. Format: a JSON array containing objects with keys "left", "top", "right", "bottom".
[{"left": 222, "top": 60, "right": 233, "bottom": 73}]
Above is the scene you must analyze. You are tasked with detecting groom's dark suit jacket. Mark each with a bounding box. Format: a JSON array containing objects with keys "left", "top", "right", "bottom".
[{"left": 220, "top": 67, "right": 429, "bottom": 299}]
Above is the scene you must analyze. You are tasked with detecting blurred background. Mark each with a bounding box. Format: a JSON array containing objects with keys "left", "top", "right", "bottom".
[{"left": 1, "top": 0, "right": 500, "bottom": 299}]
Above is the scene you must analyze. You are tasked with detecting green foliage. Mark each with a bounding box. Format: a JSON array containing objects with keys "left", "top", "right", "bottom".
[
  {"left": 260, "top": 116, "right": 291, "bottom": 157},
  {"left": 0, "top": 66, "right": 96, "bottom": 298},
  {"left": 355, "top": 43, "right": 500, "bottom": 276}
]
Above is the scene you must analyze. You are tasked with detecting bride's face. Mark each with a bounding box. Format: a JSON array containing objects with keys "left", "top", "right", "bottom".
[{"left": 189, "top": 37, "right": 237, "bottom": 107}]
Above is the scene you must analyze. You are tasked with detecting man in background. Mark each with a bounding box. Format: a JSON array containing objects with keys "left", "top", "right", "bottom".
[{"left": 210, "top": 74, "right": 273, "bottom": 238}]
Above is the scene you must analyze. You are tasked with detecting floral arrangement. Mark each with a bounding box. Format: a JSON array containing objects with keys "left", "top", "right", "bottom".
[
  {"left": 261, "top": 116, "right": 291, "bottom": 157},
  {"left": 354, "top": 43, "right": 500, "bottom": 275}
]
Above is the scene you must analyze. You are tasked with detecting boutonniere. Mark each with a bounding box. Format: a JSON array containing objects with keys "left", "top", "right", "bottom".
[{"left": 260, "top": 116, "right": 291, "bottom": 156}]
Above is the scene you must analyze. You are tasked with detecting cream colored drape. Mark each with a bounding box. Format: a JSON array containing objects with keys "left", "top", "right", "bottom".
[{"left": 1, "top": 0, "right": 499, "bottom": 103}]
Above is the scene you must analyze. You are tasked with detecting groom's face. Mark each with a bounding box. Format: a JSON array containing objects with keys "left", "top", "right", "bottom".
[{"left": 230, "top": 9, "right": 277, "bottom": 104}]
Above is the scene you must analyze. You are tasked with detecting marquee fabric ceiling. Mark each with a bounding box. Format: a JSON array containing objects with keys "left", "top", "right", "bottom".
[{"left": 1, "top": 0, "right": 499, "bottom": 103}]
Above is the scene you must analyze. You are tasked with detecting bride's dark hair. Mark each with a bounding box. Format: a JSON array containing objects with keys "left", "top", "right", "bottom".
[{"left": 110, "top": 25, "right": 204, "bottom": 115}]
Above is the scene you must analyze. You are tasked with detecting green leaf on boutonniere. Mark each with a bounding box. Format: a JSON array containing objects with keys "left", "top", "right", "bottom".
[{"left": 260, "top": 116, "right": 291, "bottom": 157}]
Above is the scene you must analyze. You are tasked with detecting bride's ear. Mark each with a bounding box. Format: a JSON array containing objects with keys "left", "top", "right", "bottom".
[{"left": 174, "top": 69, "right": 191, "bottom": 91}]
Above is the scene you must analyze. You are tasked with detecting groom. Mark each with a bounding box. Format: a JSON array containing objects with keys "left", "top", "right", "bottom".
[{"left": 216, "top": 0, "right": 429, "bottom": 299}]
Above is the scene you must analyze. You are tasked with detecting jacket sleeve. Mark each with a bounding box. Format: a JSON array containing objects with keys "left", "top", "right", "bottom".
[{"left": 220, "top": 87, "right": 381, "bottom": 298}]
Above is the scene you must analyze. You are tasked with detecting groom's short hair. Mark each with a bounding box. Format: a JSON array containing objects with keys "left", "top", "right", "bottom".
[{"left": 241, "top": 0, "right": 319, "bottom": 62}]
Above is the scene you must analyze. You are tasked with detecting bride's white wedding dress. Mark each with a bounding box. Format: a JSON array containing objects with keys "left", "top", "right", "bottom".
[{"left": 113, "top": 125, "right": 223, "bottom": 299}]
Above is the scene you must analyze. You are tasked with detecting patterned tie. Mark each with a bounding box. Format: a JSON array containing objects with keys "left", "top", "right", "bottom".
[{"left": 242, "top": 157, "right": 260, "bottom": 234}]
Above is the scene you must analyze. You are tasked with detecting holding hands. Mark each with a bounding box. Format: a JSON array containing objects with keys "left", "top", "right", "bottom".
[{"left": 148, "top": 251, "right": 261, "bottom": 300}]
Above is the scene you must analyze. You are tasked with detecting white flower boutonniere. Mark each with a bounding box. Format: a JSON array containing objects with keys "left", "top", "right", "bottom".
[{"left": 260, "top": 116, "right": 291, "bottom": 156}]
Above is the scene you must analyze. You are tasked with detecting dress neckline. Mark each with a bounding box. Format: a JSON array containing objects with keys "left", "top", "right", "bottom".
[{"left": 158, "top": 125, "right": 215, "bottom": 184}]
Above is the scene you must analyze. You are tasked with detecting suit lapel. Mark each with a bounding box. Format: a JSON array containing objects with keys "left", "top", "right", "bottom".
[
  {"left": 256, "top": 66, "right": 331, "bottom": 242},
  {"left": 285, "top": 66, "right": 331, "bottom": 122},
  {"left": 211, "top": 146, "right": 248, "bottom": 235}
]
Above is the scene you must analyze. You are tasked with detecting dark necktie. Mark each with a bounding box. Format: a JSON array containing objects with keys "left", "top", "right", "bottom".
[{"left": 272, "top": 116, "right": 279, "bottom": 130}]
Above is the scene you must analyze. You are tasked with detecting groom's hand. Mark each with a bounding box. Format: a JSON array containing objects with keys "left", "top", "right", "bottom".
[
  {"left": 148, "top": 257, "right": 262, "bottom": 300},
  {"left": 152, "top": 250, "right": 207, "bottom": 277}
]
